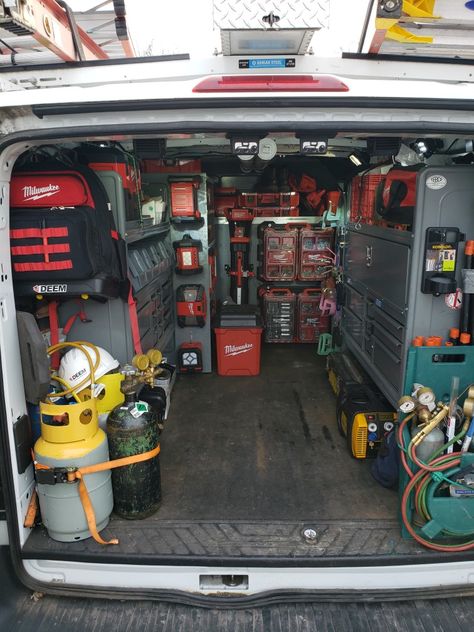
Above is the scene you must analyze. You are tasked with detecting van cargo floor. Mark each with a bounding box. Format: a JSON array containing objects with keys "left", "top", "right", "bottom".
[{"left": 23, "top": 346, "right": 448, "bottom": 564}]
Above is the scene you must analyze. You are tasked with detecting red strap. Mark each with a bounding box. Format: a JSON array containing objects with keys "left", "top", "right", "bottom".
[
  {"left": 11, "top": 244, "right": 70, "bottom": 256},
  {"left": 110, "top": 230, "right": 119, "bottom": 240},
  {"left": 63, "top": 301, "right": 89, "bottom": 336},
  {"left": 127, "top": 283, "right": 142, "bottom": 355},
  {"left": 14, "top": 260, "right": 73, "bottom": 272},
  {"left": 10, "top": 227, "right": 69, "bottom": 239},
  {"left": 48, "top": 302, "right": 60, "bottom": 370}
]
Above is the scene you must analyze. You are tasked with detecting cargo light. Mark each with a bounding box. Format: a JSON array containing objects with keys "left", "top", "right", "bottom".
[{"left": 193, "top": 75, "right": 349, "bottom": 93}]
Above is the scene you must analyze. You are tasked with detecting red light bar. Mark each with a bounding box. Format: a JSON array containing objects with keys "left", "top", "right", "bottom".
[{"left": 193, "top": 75, "right": 349, "bottom": 93}]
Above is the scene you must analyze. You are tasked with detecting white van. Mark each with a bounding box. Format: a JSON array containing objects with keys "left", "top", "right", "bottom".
[{"left": 2, "top": 11, "right": 474, "bottom": 603}]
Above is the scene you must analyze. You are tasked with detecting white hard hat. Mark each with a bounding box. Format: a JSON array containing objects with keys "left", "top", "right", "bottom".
[{"left": 58, "top": 345, "right": 119, "bottom": 393}]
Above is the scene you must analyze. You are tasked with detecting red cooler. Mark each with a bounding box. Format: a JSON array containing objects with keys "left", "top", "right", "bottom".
[{"left": 214, "top": 305, "right": 262, "bottom": 376}]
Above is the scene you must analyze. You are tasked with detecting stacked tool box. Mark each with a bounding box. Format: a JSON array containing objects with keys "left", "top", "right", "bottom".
[
  {"left": 258, "top": 223, "right": 335, "bottom": 343},
  {"left": 238, "top": 192, "right": 300, "bottom": 217}
]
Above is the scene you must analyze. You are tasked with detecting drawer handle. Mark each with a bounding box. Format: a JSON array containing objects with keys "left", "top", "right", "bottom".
[
  {"left": 375, "top": 309, "right": 403, "bottom": 332},
  {"left": 365, "top": 245, "right": 373, "bottom": 267}
]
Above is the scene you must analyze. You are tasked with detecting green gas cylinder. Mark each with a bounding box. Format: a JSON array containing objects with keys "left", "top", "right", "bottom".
[{"left": 106, "top": 367, "right": 161, "bottom": 519}]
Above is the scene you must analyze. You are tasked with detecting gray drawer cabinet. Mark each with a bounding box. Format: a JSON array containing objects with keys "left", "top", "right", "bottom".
[
  {"left": 343, "top": 225, "right": 411, "bottom": 405},
  {"left": 345, "top": 230, "right": 410, "bottom": 318},
  {"left": 343, "top": 165, "right": 474, "bottom": 406}
]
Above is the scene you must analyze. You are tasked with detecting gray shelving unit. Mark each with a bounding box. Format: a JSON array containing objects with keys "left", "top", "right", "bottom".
[
  {"left": 143, "top": 173, "right": 214, "bottom": 373},
  {"left": 343, "top": 166, "right": 474, "bottom": 406},
  {"left": 58, "top": 170, "right": 175, "bottom": 365}
]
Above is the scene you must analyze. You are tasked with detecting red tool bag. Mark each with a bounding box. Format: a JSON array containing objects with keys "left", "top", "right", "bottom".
[
  {"left": 10, "top": 163, "right": 122, "bottom": 282},
  {"left": 375, "top": 166, "right": 423, "bottom": 225}
]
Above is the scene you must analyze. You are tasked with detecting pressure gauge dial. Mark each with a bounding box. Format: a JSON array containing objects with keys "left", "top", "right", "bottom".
[
  {"left": 398, "top": 395, "right": 416, "bottom": 413},
  {"left": 417, "top": 387, "right": 436, "bottom": 407},
  {"left": 132, "top": 353, "right": 150, "bottom": 371},
  {"left": 147, "top": 348, "right": 163, "bottom": 367}
]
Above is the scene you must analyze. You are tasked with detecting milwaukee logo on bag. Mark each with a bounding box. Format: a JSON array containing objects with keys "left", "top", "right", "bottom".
[
  {"left": 10, "top": 164, "right": 122, "bottom": 282},
  {"left": 21, "top": 183, "right": 60, "bottom": 202}
]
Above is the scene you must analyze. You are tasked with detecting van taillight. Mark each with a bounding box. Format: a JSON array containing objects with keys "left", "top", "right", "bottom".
[{"left": 193, "top": 75, "right": 349, "bottom": 93}]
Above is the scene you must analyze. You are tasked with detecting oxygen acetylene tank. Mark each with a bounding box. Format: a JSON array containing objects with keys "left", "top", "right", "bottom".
[
  {"left": 34, "top": 395, "right": 113, "bottom": 542},
  {"left": 106, "top": 368, "right": 161, "bottom": 519}
]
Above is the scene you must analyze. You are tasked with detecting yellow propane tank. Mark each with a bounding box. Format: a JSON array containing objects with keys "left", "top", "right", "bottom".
[
  {"left": 34, "top": 342, "right": 113, "bottom": 542},
  {"left": 78, "top": 372, "right": 125, "bottom": 430}
]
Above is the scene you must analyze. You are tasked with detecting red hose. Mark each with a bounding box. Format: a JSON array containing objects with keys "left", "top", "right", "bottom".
[{"left": 398, "top": 415, "right": 414, "bottom": 478}]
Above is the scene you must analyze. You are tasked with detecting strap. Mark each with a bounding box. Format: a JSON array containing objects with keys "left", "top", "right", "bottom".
[
  {"left": 11, "top": 244, "right": 70, "bottom": 256},
  {"left": 35, "top": 443, "right": 160, "bottom": 545},
  {"left": 14, "top": 260, "right": 73, "bottom": 272},
  {"left": 127, "top": 283, "right": 143, "bottom": 355},
  {"left": 48, "top": 301, "right": 60, "bottom": 370},
  {"left": 62, "top": 301, "right": 89, "bottom": 336},
  {"left": 10, "top": 227, "right": 69, "bottom": 239},
  {"left": 23, "top": 489, "right": 38, "bottom": 528},
  {"left": 76, "top": 474, "right": 119, "bottom": 545}
]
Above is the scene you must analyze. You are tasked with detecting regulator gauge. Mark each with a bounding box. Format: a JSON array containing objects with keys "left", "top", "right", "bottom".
[
  {"left": 417, "top": 387, "right": 436, "bottom": 407},
  {"left": 132, "top": 353, "right": 150, "bottom": 371},
  {"left": 398, "top": 395, "right": 416, "bottom": 413}
]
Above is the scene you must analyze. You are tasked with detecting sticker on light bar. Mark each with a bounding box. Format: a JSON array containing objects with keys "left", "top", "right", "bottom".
[{"left": 239, "top": 58, "right": 295, "bottom": 69}]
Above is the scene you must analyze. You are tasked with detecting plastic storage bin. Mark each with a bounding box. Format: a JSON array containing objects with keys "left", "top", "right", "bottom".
[
  {"left": 298, "top": 227, "right": 334, "bottom": 281},
  {"left": 297, "top": 289, "right": 331, "bottom": 343},
  {"left": 214, "top": 305, "right": 262, "bottom": 376},
  {"left": 350, "top": 174, "right": 384, "bottom": 224},
  {"left": 260, "top": 224, "right": 298, "bottom": 281},
  {"left": 261, "top": 288, "right": 296, "bottom": 343}
]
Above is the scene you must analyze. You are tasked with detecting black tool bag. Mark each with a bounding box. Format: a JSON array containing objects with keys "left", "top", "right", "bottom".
[{"left": 10, "top": 160, "right": 123, "bottom": 283}]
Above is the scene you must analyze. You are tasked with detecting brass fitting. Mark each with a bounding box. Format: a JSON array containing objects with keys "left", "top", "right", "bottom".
[
  {"left": 132, "top": 349, "right": 163, "bottom": 387},
  {"left": 412, "top": 404, "right": 449, "bottom": 446}
]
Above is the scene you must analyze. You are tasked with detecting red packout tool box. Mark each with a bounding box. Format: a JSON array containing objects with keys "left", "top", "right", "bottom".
[
  {"left": 238, "top": 192, "right": 300, "bottom": 209},
  {"left": 350, "top": 174, "right": 384, "bottom": 225},
  {"left": 215, "top": 187, "right": 238, "bottom": 217},
  {"left": 260, "top": 287, "right": 296, "bottom": 343},
  {"left": 260, "top": 224, "right": 298, "bottom": 281},
  {"left": 298, "top": 227, "right": 334, "bottom": 281},
  {"left": 239, "top": 192, "right": 300, "bottom": 217},
  {"left": 214, "top": 305, "right": 262, "bottom": 376},
  {"left": 297, "top": 289, "right": 331, "bottom": 343}
]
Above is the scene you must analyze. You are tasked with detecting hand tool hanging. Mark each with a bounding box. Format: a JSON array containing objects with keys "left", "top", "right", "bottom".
[{"left": 224, "top": 208, "right": 255, "bottom": 304}]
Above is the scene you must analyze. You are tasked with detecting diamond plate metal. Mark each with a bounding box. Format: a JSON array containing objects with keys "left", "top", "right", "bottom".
[{"left": 213, "top": 0, "right": 330, "bottom": 30}]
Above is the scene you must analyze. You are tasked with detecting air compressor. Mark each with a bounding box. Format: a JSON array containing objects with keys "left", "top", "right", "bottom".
[{"left": 336, "top": 384, "right": 397, "bottom": 458}]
